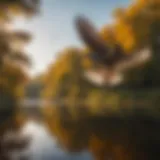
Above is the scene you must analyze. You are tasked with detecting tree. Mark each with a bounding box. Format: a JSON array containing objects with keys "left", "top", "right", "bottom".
[{"left": 0, "top": 1, "right": 40, "bottom": 159}]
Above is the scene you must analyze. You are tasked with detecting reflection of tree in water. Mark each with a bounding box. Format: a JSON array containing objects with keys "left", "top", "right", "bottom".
[
  {"left": 46, "top": 105, "right": 160, "bottom": 160},
  {"left": 0, "top": 90, "right": 29, "bottom": 160}
]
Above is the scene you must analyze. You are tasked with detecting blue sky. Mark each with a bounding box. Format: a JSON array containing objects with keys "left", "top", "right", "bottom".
[{"left": 14, "top": 0, "right": 131, "bottom": 76}]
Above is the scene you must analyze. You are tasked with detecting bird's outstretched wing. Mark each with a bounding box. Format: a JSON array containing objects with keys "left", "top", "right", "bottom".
[
  {"left": 115, "top": 48, "right": 152, "bottom": 72},
  {"left": 75, "top": 16, "right": 110, "bottom": 59},
  {"left": 75, "top": 16, "right": 128, "bottom": 66}
]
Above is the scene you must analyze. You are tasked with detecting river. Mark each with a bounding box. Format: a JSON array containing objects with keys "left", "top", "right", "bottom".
[{"left": 18, "top": 120, "right": 93, "bottom": 160}]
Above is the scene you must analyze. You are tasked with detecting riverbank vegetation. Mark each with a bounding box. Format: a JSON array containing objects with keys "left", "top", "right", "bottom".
[{"left": 43, "top": 0, "right": 160, "bottom": 159}]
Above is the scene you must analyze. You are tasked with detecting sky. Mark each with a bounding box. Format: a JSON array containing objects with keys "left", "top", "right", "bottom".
[{"left": 14, "top": 0, "right": 131, "bottom": 76}]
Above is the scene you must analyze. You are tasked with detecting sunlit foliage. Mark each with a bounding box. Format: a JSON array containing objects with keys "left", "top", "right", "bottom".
[
  {"left": 111, "top": 0, "right": 160, "bottom": 52},
  {"left": 43, "top": 0, "right": 160, "bottom": 160},
  {"left": 0, "top": 0, "right": 40, "bottom": 21}
]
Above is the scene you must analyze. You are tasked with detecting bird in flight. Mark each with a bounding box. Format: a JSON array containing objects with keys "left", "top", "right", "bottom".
[{"left": 75, "top": 15, "right": 152, "bottom": 87}]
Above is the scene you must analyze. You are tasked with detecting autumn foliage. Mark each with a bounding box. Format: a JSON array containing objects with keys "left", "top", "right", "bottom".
[
  {"left": 0, "top": 1, "right": 40, "bottom": 159},
  {"left": 43, "top": 0, "right": 160, "bottom": 160}
]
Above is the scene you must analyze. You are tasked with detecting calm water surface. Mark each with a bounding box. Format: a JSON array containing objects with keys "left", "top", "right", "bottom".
[{"left": 20, "top": 120, "right": 93, "bottom": 160}]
